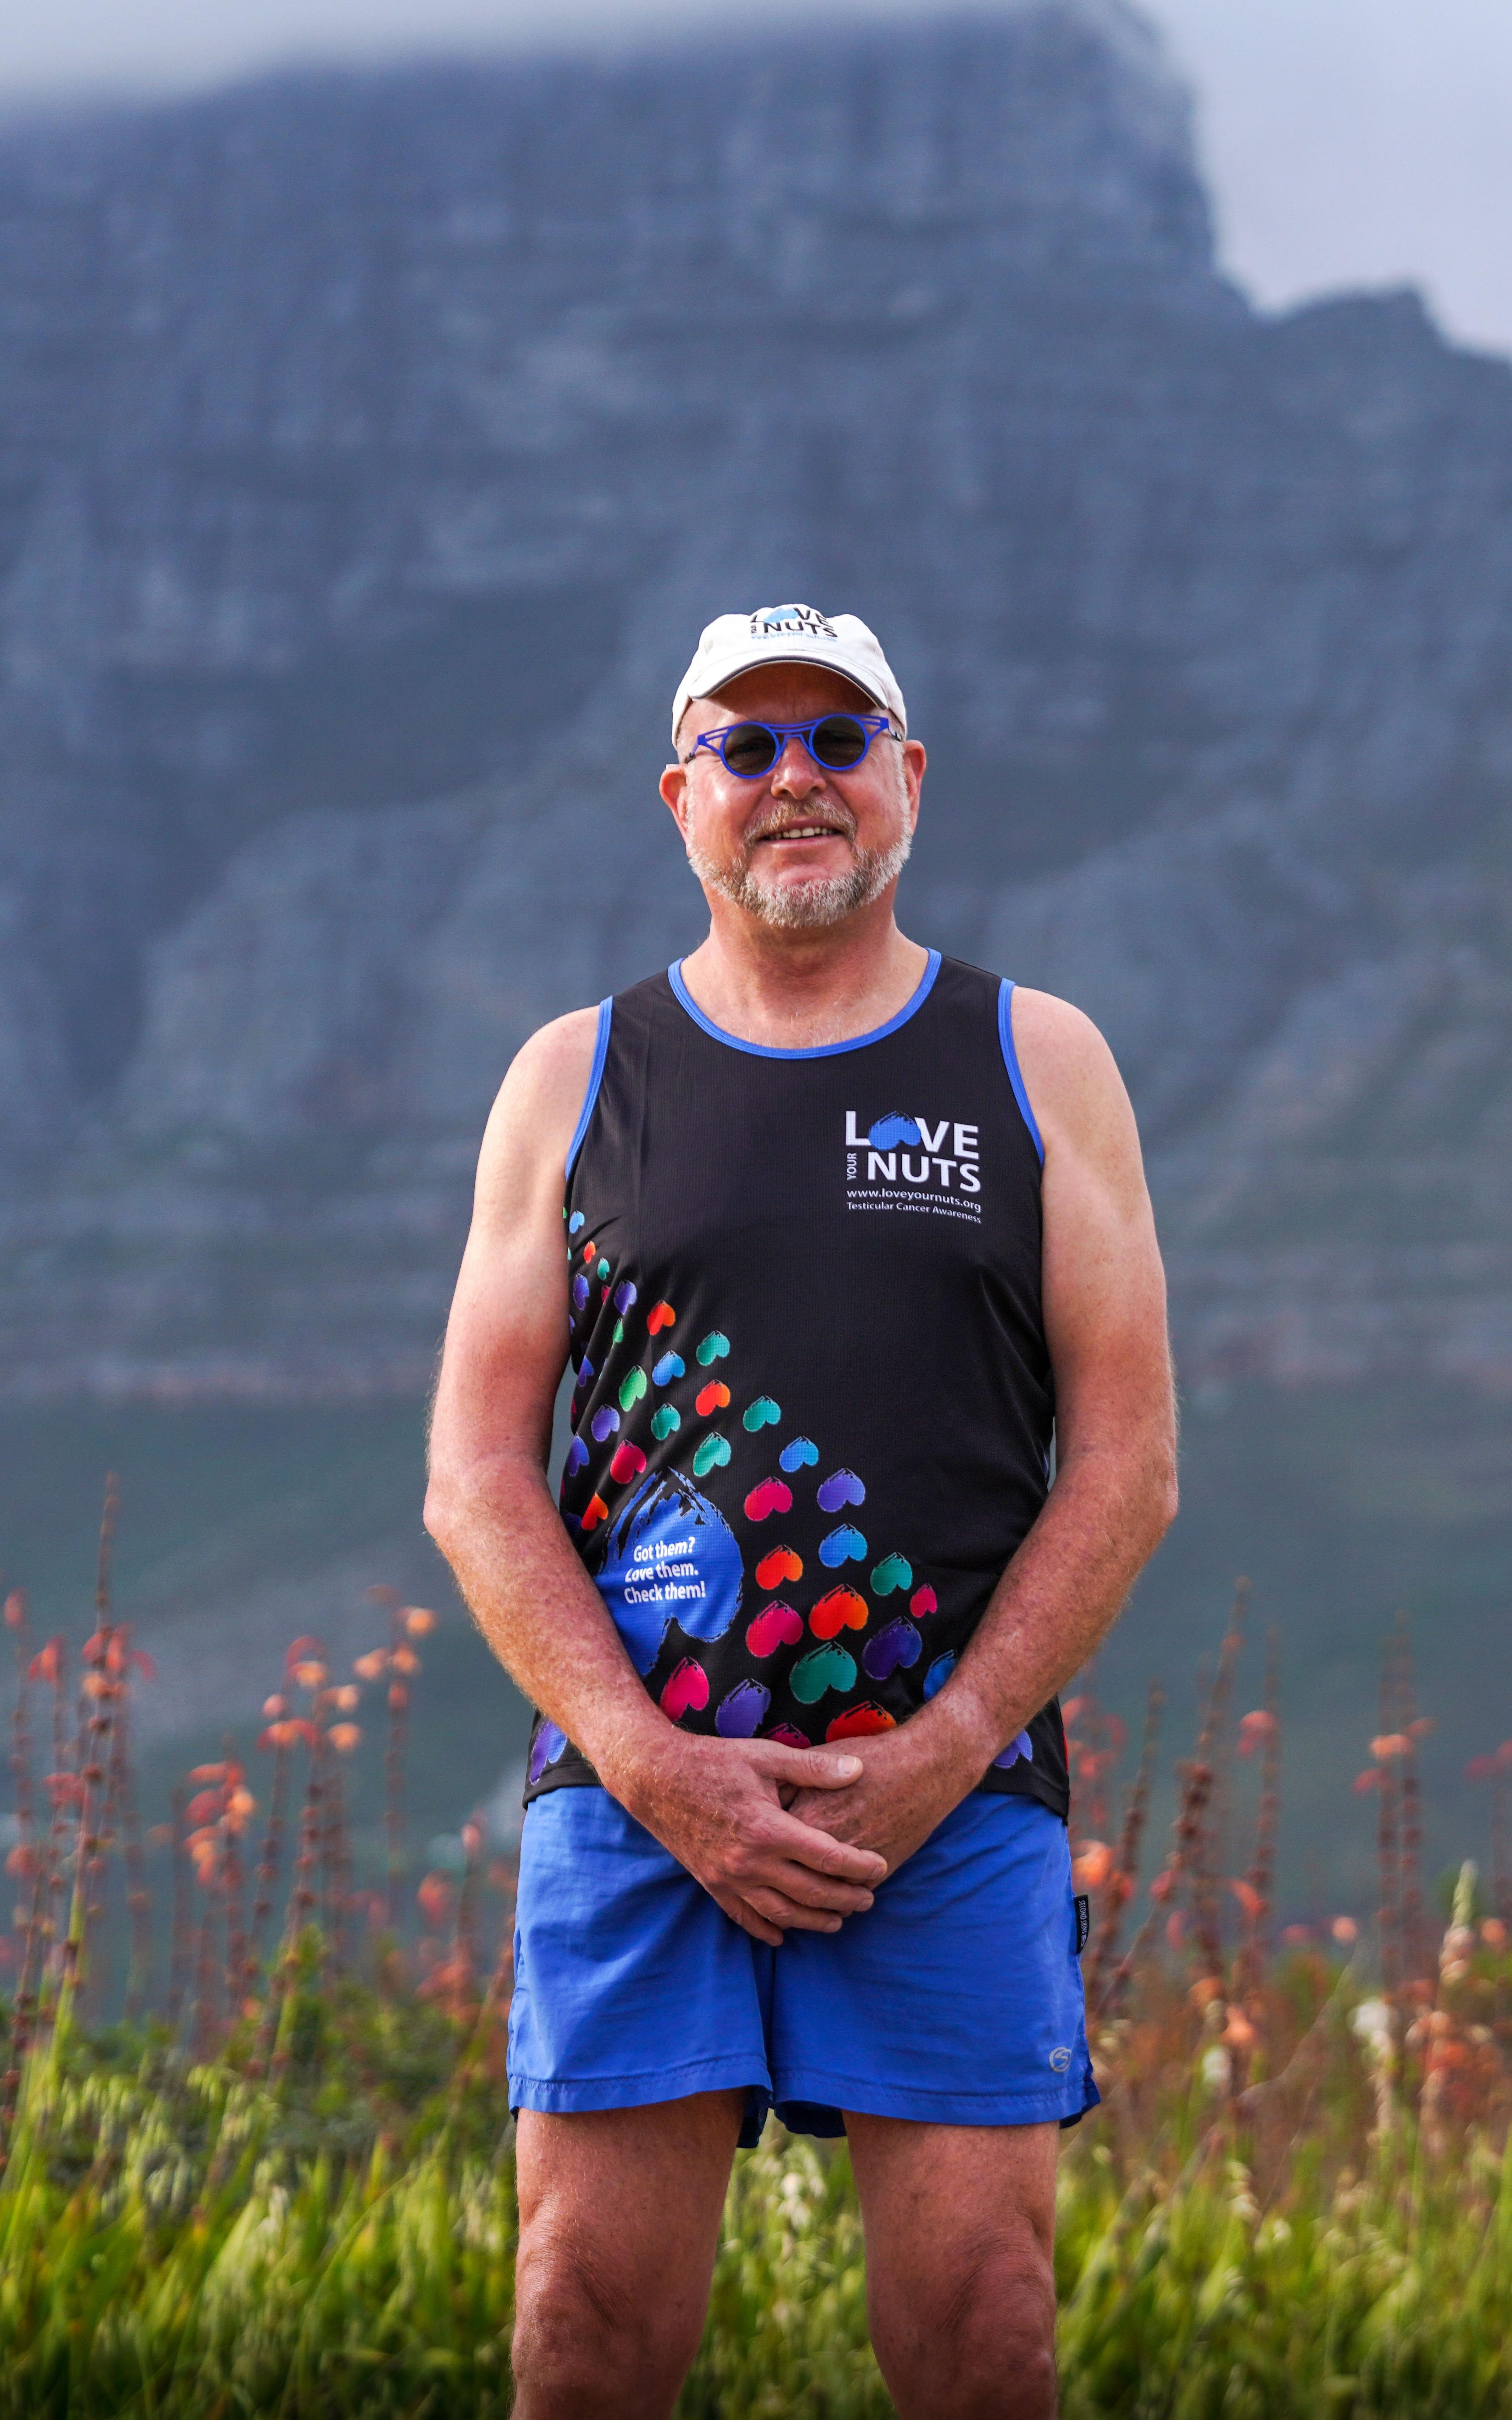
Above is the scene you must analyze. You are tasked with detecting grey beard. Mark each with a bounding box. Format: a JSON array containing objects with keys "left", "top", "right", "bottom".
[{"left": 686, "top": 824, "right": 913, "bottom": 931}]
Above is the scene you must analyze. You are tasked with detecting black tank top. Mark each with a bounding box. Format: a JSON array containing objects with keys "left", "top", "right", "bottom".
[{"left": 526, "top": 951, "right": 1067, "bottom": 1820}]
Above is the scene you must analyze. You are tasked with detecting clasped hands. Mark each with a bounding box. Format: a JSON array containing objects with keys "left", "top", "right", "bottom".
[{"left": 611, "top": 1715, "right": 987, "bottom": 1947}]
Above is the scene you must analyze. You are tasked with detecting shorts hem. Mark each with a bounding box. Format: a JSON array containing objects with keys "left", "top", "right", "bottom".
[
  {"left": 772, "top": 2065, "right": 1101, "bottom": 2130},
  {"left": 510, "top": 2054, "right": 770, "bottom": 2117}
]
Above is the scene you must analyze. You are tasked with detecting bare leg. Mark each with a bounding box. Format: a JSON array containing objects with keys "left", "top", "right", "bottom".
[
  {"left": 511, "top": 2089, "right": 744, "bottom": 2420},
  {"left": 846, "top": 2113, "right": 1060, "bottom": 2420}
]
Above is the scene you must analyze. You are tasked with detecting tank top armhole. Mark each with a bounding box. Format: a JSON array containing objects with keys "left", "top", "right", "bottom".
[
  {"left": 565, "top": 997, "right": 613, "bottom": 1179},
  {"left": 997, "top": 979, "right": 1044, "bottom": 1166}
]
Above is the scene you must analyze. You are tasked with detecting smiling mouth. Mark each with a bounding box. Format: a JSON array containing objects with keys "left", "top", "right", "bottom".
[{"left": 753, "top": 822, "right": 849, "bottom": 846}]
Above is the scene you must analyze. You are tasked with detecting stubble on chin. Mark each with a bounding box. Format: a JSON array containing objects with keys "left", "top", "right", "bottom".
[{"left": 685, "top": 828, "right": 913, "bottom": 931}]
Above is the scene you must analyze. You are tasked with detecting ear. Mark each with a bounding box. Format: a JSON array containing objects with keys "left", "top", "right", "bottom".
[
  {"left": 660, "top": 757, "right": 691, "bottom": 840},
  {"left": 900, "top": 737, "right": 926, "bottom": 835}
]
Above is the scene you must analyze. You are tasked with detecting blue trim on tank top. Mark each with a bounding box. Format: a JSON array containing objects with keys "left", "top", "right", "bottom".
[
  {"left": 666, "top": 949, "right": 941, "bottom": 1059},
  {"left": 998, "top": 980, "right": 1044, "bottom": 1165},
  {"left": 565, "top": 998, "right": 613, "bottom": 1178}
]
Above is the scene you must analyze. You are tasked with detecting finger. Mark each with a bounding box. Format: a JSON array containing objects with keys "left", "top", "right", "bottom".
[
  {"left": 749, "top": 1745, "right": 864, "bottom": 1794},
  {"left": 762, "top": 1808, "right": 888, "bottom": 1884},
  {"left": 743, "top": 1886, "right": 843, "bottom": 1935},
  {"left": 761, "top": 1860, "right": 875, "bottom": 1916},
  {"left": 712, "top": 1888, "right": 784, "bottom": 1947}
]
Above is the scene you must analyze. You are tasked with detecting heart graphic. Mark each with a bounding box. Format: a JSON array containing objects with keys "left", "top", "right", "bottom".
[
  {"left": 863, "top": 1617, "right": 922, "bottom": 1680},
  {"left": 790, "top": 1643, "right": 857, "bottom": 1705},
  {"left": 651, "top": 1404, "right": 680, "bottom": 1440},
  {"left": 696, "top": 1380, "right": 731, "bottom": 1417},
  {"left": 768, "top": 1724, "right": 811, "bottom": 1751},
  {"left": 755, "top": 1546, "right": 804, "bottom": 1589},
  {"left": 660, "top": 1658, "right": 710, "bottom": 1721},
  {"left": 743, "top": 1396, "right": 781, "bottom": 1431},
  {"left": 565, "top": 1437, "right": 588, "bottom": 1476},
  {"left": 746, "top": 1601, "right": 804, "bottom": 1657},
  {"left": 577, "top": 1355, "right": 594, "bottom": 1386},
  {"left": 646, "top": 1301, "right": 676, "bottom": 1334},
  {"left": 527, "top": 1719, "right": 569, "bottom": 1784},
  {"left": 817, "top": 1469, "right": 867, "bottom": 1514},
  {"left": 580, "top": 1493, "right": 609, "bottom": 1532},
  {"left": 597, "top": 1259, "right": 610, "bottom": 1281},
  {"left": 618, "top": 1366, "right": 648, "bottom": 1411},
  {"left": 909, "top": 1585, "right": 938, "bottom": 1618},
  {"left": 693, "top": 1433, "right": 731, "bottom": 1478},
  {"left": 581, "top": 1239, "right": 598, "bottom": 1263},
  {"left": 590, "top": 1406, "right": 620, "bottom": 1443},
  {"left": 696, "top": 1331, "right": 731, "bottom": 1366},
  {"left": 609, "top": 1440, "right": 647, "bottom": 1485},
  {"left": 572, "top": 1274, "right": 590, "bottom": 1312},
  {"left": 870, "top": 1553, "right": 913, "bottom": 1596},
  {"left": 994, "top": 1731, "right": 1034, "bottom": 1770},
  {"left": 715, "top": 1680, "right": 770, "bottom": 1738},
  {"left": 652, "top": 1352, "right": 685, "bottom": 1386},
  {"left": 568, "top": 1213, "right": 586, "bottom": 1235},
  {"left": 818, "top": 1525, "right": 868, "bottom": 1568},
  {"left": 810, "top": 1587, "right": 868, "bottom": 1639},
  {"left": 922, "top": 1652, "right": 956, "bottom": 1701},
  {"left": 868, "top": 1112, "right": 921, "bottom": 1151},
  {"left": 612, "top": 1318, "right": 625, "bottom": 1344},
  {"left": 744, "top": 1477, "right": 793, "bottom": 1523},
  {"left": 779, "top": 1436, "right": 820, "bottom": 1472},
  {"left": 613, "top": 1280, "right": 638, "bottom": 1316},
  {"left": 826, "top": 1703, "right": 897, "bottom": 1742}
]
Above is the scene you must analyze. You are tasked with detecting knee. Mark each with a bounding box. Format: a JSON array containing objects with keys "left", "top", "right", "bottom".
[
  {"left": 512, "top": 2231, "right": 699, "bottom": 2420},
  {"left": 876, "top": 2230, "right": 1058, "bottom": 2420}
]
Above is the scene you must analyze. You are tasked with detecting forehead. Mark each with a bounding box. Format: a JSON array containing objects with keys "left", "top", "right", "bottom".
[{"left": 693, "top": 662, "right": 877, "bottom": 728}]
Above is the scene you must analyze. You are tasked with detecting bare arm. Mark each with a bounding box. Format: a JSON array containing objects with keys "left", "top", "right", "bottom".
[
  {"left": 424, "top": 1012, "right": 886, "bottom": 1944},
  {"left": 789, "top": 986, "right": 1178, "bottom": 1866}
]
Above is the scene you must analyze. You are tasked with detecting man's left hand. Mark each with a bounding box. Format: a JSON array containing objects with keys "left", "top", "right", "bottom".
[{"left": 783, "top": 1715, "right": 983, "bottom": 1878}]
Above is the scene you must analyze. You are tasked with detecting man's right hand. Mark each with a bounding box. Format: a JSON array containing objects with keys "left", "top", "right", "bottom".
[{"left": 608, "top": 1731, "right": 889, "bottom": 1947}]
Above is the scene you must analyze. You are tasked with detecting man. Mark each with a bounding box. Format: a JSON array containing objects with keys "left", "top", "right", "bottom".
[{"left": 425, "top": 604, "right": 1176, "bottom": 2420}]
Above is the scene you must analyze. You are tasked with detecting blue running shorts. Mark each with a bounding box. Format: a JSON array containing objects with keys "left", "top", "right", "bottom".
[{"left": 508, "top": 1784, "right": 1099, "bottom": 2145}]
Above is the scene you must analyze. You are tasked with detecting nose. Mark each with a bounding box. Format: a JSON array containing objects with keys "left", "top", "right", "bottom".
[{"left": 768, "top": 734, "right": 824, "bottom": 797}]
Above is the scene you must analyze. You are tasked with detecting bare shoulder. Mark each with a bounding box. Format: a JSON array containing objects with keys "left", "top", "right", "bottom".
[
  {"left": 474, "top": 1005, "right": 603, "bottom": 1218},
  {"left": 1008, "top": 987, "right": 1141, "bottom": 1166}
]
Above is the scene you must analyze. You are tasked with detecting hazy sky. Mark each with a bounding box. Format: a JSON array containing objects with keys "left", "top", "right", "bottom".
[{"left": 1, "top": 0, "right": 1509, "bottom": 357}]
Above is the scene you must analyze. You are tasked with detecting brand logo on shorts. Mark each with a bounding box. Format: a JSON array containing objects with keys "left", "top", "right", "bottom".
[
  {"left": 843, "top": 1111, "right": 982, "bottom": 1224},
  {"left": 750, "top": 602, "right": 836, "bottom": 640},
  {"left": 1048, "top": 2046, "right": 1072, "bottom": 2074}
]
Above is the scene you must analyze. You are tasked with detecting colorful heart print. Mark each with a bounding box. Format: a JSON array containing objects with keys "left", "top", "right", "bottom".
[
  {"left": 693, "top": 1434, "right": 731, "bottom": 1477},
  {"left": 755, "top": 1546, "right": 803, "bottom": 1589},
  {"left": 650, "top": 1404, "right": 680, "bottom": 1441},
  {"left": 613, "top": 1280, "right": 638, "bottom": 1316},
  {"left": 568, "top": 1213, "right": 586, "bottom": 1235},
  {"left": 577, "top": 1355, "right": 594, "bottom": 1386},
  {"left": 646, "top": 1301, "right": 676, "bottom": 1334},
  {"left": 909, "top": 1585, "right": 938, "bottom": 1617},
  {"left": 870, "top": 1553, "right": 913, "bottom": 1596},
  {"left": 743, "top": 1477, "right": 793, "bottom": 1523},
  {"left": 581, "top": 1239, "right": 598, "bottom": 1263},
  {"left": 696, "top": 1331, "right": 731, "bottom": 1366},
  {"left": 580, "top": 1493, "right": 609, "bottom": 1532},
  {"left": 527, "top": 1719, "right": 569, "bottom": 1785},
  {"left": 612, "top": 1319, "right": 624, "bottom": 1344},
  {"left": 768, "top": 1724, "right": 811, "bottom": 1751},
  {"left": 816, "top": 1469, "right": 867, "bottom": 1513},
  {"left": 565, "top": 1437, "right": 588, "bottom": 1476},
  {"left": 572, "top": 1274, "right": 590, "bottom": 1312},
  {"left": 862, "top": 1617, "right": 921, "bottom": 1679},
  {"left": 779, "top": 1436, "right": 819, "bottom": 1472},
  {"left": 696, "top": 1380, "right": 731, "bottom": 1416},
  {"left": 922, "top": 1652, "right": 956, "bottom": 1700},
  {"left": 994, "top": 1731, "right": 1034, "bottom": 1770},
  {"left": 609, "top": 1440, "right": 647, "bottom": 1485},
  {"left": 597, "top": 1259, "right": 610, "bottom": 1281},
  {"left": 660, "top": 1658, "right": 710, "bottom": 1721},
  {"left": 590, "top": 1406, "right": 620, "bottom": 1443},
  {"left": 818, "top": 1525, "right": 868, "bottom": 1568},
  {"left": 826, "top": 1703, "right": 897, "bottom": 1742},
  {"left": 810, "top": 1587, "right": 868, "bottom": 1639},
  {"left": 715, "top": 1679, "right": 770, "bottom": 1738},
  {"left": 743, "top": 1397, "right": 781, "bottom": 1431},
  {"left": 746, "top": 1601, "right": 804, "bottom": 1657},
  {"left": 618, "top": 1366, "right": 649, "bottom": 1411},
  {"left": 652, "top": 1352, "right": 685, "bottom": 1386},
  {"left": 790, "top": 1643, "right": 857, "bottom": 1704}
]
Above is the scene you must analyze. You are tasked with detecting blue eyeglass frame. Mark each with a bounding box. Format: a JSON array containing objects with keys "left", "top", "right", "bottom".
[{"left": 684, "top": 711, "right": 897, "bottom": 778}]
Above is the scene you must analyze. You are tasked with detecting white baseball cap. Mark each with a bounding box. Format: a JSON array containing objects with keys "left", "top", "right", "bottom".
[{"left": 672, "top": 604, "right": 908, "bottom": 747}]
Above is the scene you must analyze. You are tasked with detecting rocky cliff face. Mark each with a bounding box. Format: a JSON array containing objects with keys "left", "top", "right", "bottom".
[{"left": 1, "top": 0, "right": 1510, "bottom": 1398}]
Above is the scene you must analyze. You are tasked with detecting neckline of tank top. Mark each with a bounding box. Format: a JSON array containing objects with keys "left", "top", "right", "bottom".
[{"left": 665, "top": 948, "right": 942, "bottom": 1061}]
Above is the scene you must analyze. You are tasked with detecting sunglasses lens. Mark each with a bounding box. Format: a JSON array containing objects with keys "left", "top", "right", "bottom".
[
  {"left": 810, "top": 715, "right": 870, "bottom": 770},
  {"left": 721, "top": 723, "right": 779, "bottom": 777}
]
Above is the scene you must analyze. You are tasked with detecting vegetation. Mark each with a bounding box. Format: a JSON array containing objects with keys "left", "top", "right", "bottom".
[{"left": 0, "top": 1498, "right": 1510, "bottom": 2415}]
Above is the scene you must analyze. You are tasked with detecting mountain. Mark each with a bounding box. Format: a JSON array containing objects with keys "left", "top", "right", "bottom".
[{"left": 0, "top": 0, "right": 1507, "bottom": 1893}]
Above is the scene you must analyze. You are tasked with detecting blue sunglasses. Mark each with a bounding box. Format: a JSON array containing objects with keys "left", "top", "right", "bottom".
[{"left": 685, "top": 711, "right": 897, "bottom": 780}]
